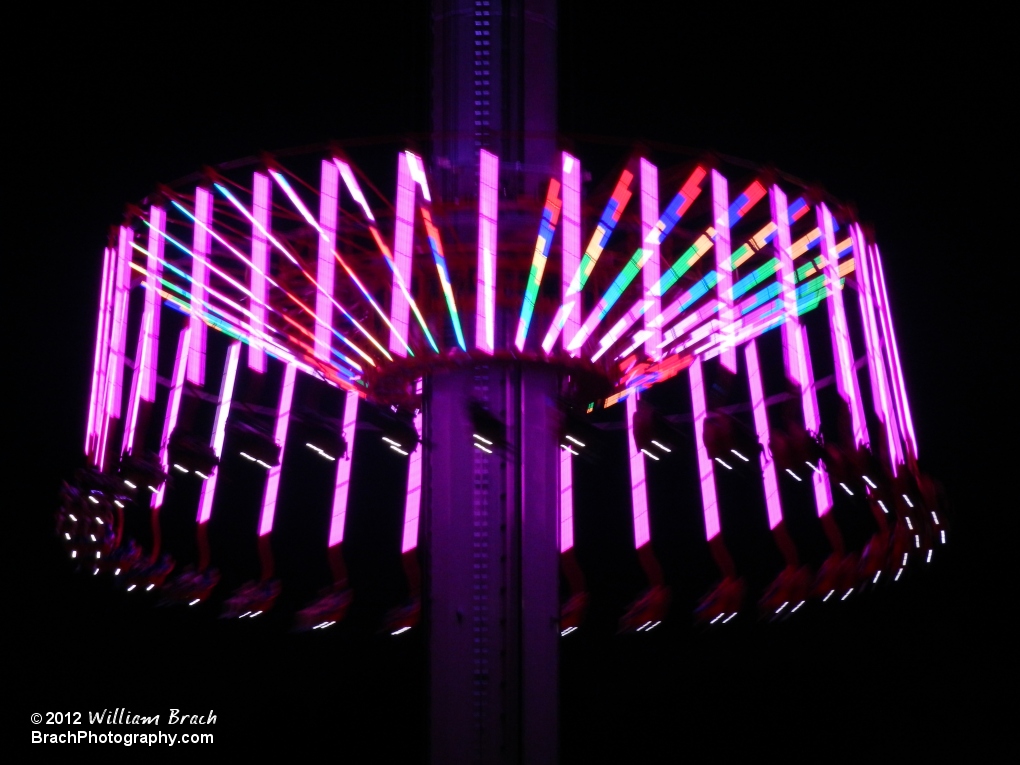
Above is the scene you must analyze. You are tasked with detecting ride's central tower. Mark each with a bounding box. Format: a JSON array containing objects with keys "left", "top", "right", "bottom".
[{"left": 426, "top": 2, "right": 561, "bottom": 763}]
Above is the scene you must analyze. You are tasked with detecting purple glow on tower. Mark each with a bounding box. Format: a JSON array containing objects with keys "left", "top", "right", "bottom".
[
  {"left": 316, "top": 160, "right": 339, "bottom": 361},
  {"left": 196, "top": 341, "right": 241, "bottom": 524},
  {"left": 400, "top": 379, "right": 424, "bottom": 553},
  {"left": 689, "top": 359, "right": 722, "bottom": 540},
  {"left": 476, "top": 150, "right": 499, "bottom": 354},
  {"left": 559, "top": 448, "right": 575, "bottom": 552},
  {"left": 259, "top": 362, "right": 297, "bottom": 537},
  {"left": 153, "top": 327, "right": 192, "bottom": 509},
  {"left": 328, "top": 390, "right": 361, "bottom": 547},
  {"left": 640, "top": 159, "right": 662, "bottom": 358},
  {"left": 249, "top": 173, "right": 271, "bottom": 373},
  {"left": 187, "top": 187, "right": 213, "bottom": 386},
  {"left": 745, "top": 340, "right": 783, "bottom": 530},
  {"left": 625, "top": 393, "right": 651, "bottom": 548},
  {"left": 712, "top": 171, "right": 736, "bottom": 373},
  {"left": 819, "top": 204, "right": 868, "bottom": 448},
  {"left": 389, "top": 153, "right": 415, "bottom": 357}
]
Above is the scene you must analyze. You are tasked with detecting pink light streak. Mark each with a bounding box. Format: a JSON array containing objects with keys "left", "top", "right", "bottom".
[
  {"left": 820, "top": 204, "right": 868, "bottom": 448},
  {"left": 400, "top": 379, "right": 424, "bottom": 553},
  {"left": 689, "top": 359, "right": 722, "bottom": 540},
  {"left": 745, "top": 340, "right": 784, "bottom": 530},
  {"left": 249, "top": 172, "right": 271, "bottom": 373},
  {"left": 140, "top": 206, "right": 166, "bottom": 402},
  {"left": 153, "top": 327, "right": 192, "bottom": 510},
  {"left": 196, "top": 341, "right": 241, "bottom": 524},
  {"left": 712, "top": 171, "right": 736, "bottom": 373},
  {"left": 98, "top": 226, "right": 134, "bottom": 470},
  {"left": 771, "top": 193, "right": 831, "bottom": 515},
  {"left": 121, "top": 306, "right": 152, "bottom": 457},
  {"left": 551, "top": 153, "right": 582, "bottom": 355},
  {"left": 389, "top": 153, "right": 415, "bottom": 357},
  {"left": 86, "top": 246, "right": 114, "bottom": 460},
  {"left": 333, "top": 158, "right": 436, "bottom": 353},
  {"left": 625, "top": 393, "right": 651, "bottom": 548},
  {"left": 476, "top": 150, "right": 498, "bottom": 354},
  {"left": 559, "top": 447, "right": 575, "bottom": 552},
  {"left": 851, "top": 225, "right": 900, "bottom": 471},
  {"left": 270, "top": 169, "right": 411, "bottom": 357},
  {"left": 259, "top": 362, "right": 297, "bottom": 537},
  {"left": 328, "top": 389, "right": 360, "bottom": 547},
  {"left": 315, "top": 160, "right": 339, "bottom": 362},
  {"left": 799, "top": 323, "right": 833, "bottom": 517},
  {"left": 187, "top": 187, "right": 212, "bottom": 386},
  {"left": 872, "top": 246, "right": 918, "bottom": 462},
  {"left": 641, "top": 159, "right": 662, "bottom": 359}
]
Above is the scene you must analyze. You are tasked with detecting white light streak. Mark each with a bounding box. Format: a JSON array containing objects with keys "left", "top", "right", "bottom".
[
  {"left": 189, "top": 599, "right": 201, "bottom": 606},
  {"left": 731, "top": 449, "right": 749, "bottom": 462},
  {"left": 640, "top": 448, "right": 660, "bottom": 461},
  {"left": 392, "top": 626, "right": 411, "bottom": 635},
  {"left": 472, "top": 434, "right": 493, "bottom": 445},
  {"left": 902, "top": 494, "right": 914, "bottom": 508},
  {"left": 823, "top": 589, "right": 835, "bottom": 602},
  {"left": 715, "top": 457, "right": 733, "bottom": 470},
  {"left": 841, "top": 588, "right": 853, "bottom": 601},
  {"left": 565, "top": 435, "right": 586, "bottom": 447},
  {"left": 390, "top": 445, "right": 410, "bottom": 456},
  {"left": 786, "top": 469, "right": 802, "bottom": 482},
  {"left": 651, "top": 440, "right": 672, "bottom": 453},
  {"left": 839, "top": 482, "right": 853, "bottom": 496}
]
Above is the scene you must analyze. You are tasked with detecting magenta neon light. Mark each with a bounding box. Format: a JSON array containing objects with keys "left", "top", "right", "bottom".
[
  {"left": 852, "top": 226, "right": 900, "bottom": 471},
  {"left": 196, "top": 341, "right": 241, "bottom": 524},
  {"left": 625, "top": 393, "right": 651, "bottom": 548},
  {"left": 159, "top": 204, "right": 370, "bottom": 371},
  {"left": 872, "top": 246, "right": 917, "bottom": 461},
  {"left": 866, "top": 243, "right": 903, "bottom": 468},
  {"left": 559, "top": 447, "right": 575, "bottom": 552},
  {"left": 249, "top": 172, "right": 271, "bottom": 373},
  {"left": 259, "top": 362, "right": 297, "bottom": 537},
  {"left": 334, "top": 159, "right": 375, "bottom": 221},
  {"left": 641, "top": 159, "right": 662, "bottom": 359},
  {"left": 153, "top": 326, "right": 191, "bottom": 510},
  {"left": 328, "top": 390, "right": 360, "bottom": 547},
  {"left": 139, "top": 206, "right": 166, "bottom": 402},
  {"left": 476, "top": 150, "right": 499, "bottom": 354},
  {"left": 315, "top": 161, "right": 339, "bottom": 361},
  {"left": 712, "top": 171, "right": 736, "bottom": 373},
  {"left": 187, "top": 187, "right": 212, "bottom": 387},
  {"left": 745, "top": 341, "right": 784, "bottom": 530},
  {"left": 799, "top": 324, "right": 834, "bottom": 517},
  {"left": 553, "top": 153, "right": 582, "bottom": 355},
  {"left": 121, "top": 307, "right": 152, "bottom": 457},
  {"left": 270, "top": 169, "right": 411, "bottom": 357},
  {"left": 819, "top": 204, "right": 868, "bottom": 448},
  {"left": 400, "top": 379, "right": 424, "bottom": 553},
  {"left": 770, "top": 186, "right": 805, "bottom": 389},
  {"left": 389, "top": 153, "right": 415, "bottom": 357},
  {"left": 86, "top": 246, "right": 114, "bottom": 459},
  {"left": 98, "top": 226, "right": 134, "bottom": 470},
  {"left": 689, "top": 359, "right": 722, "bottom": 540}
]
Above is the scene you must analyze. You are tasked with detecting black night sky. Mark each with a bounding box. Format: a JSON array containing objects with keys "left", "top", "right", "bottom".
[{"left": 11, "top": 3, "right": 1007, "bottom": 759}]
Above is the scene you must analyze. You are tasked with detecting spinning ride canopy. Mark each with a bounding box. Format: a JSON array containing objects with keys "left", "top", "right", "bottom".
[{"left": 72, "top": 139, "right": 935, "bottom": 627}]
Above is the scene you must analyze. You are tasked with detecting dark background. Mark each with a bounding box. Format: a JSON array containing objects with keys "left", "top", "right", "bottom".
[{"left": 10, "top": 3, "right": 1006, "bottom": 759}]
